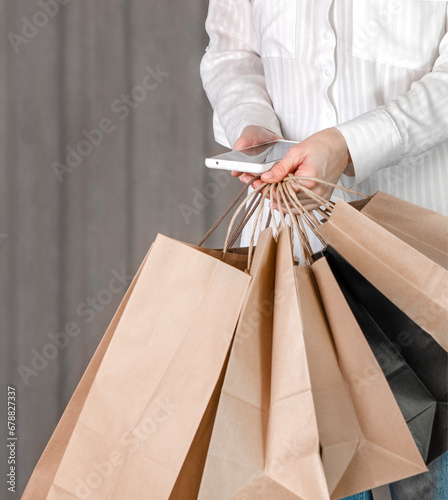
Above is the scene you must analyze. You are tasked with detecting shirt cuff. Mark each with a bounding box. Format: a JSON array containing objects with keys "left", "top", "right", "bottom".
[
  {"left": 335, "top": 108, "right": 403, "bottom": 185},
  {"left": 224, "top": 105, "right": 283, "bottom": 148},
  {"left": 212, "top": 111, "right": 231, "bottom": 148}
]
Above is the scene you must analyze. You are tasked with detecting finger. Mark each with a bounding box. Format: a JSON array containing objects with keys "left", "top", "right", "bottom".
[
  {"left": 271, "top": 201, "right": 300, "bottom": 215},
  {"left": 233, "top": 137, "right": 253, "bottom": 151},
  {"left": 250, "top": 179, "right": 264, "bottom": 189},
  {"left": 270, "top": 186, "right": 283, "bottom": 205},
  {"left": 231, "top": 170, "right": 244, "bottom": 177},
  {"left": 295, "top": 186, "right": 333, "bottom": 204},
  {"left": 291, "top": 195, "right": 322, "bottom": 210},
  {"left": 294, "top": 175, "right": 320, "bottom": 190},
  {"left": 240, "top": 173, "right": 255, "bottom": 184},
  {"left": 293, "top": 165, "right": 330, "bottom": 192},
  {"left": 261, "top": 155, "right": 298, "bottom": 183},
  {"left": 280, "top": 188, "right": 321, "bottom": 211}
]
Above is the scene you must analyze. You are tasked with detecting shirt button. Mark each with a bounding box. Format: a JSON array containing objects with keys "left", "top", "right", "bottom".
[
  {"left": 324, "top": 31, "right": 332, "bottom": 40},
  {"left": 324, "top": 68, "right": 332, "bottom": 77}
]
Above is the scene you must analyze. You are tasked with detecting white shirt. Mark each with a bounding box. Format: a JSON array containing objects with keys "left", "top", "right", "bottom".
[{"left": 200, "top": 0, "right": 448, "bottom": 217}]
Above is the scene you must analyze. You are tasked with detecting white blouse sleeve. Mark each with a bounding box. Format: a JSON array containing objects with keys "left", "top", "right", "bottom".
[
  {"left": 336, "top": 6, "right": 448, "bottom": 186},
  {"left": 200, "top": 0, "right": 282, "bottom": 148}
]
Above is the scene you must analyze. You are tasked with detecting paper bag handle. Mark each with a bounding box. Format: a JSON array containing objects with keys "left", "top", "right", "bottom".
[
  {"left": 200, "top": 174, "right": 371, "bottom": 267},
  {"left": 197, "top": 176, "right": 261, "bottom": 247}
]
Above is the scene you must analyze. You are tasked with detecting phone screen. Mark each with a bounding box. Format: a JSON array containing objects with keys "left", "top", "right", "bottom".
[{"left": 213, "top": 141, "right": 298, "bottom": 164}]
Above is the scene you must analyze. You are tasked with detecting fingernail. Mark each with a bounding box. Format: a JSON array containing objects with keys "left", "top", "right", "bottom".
[{"left": 263, "top": 172, "right": 274, "bottom": 180}]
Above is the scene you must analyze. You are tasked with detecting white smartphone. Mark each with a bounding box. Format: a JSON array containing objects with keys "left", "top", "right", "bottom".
[{"left": 205, "top": 140, "right": 299, "bottom": 174}]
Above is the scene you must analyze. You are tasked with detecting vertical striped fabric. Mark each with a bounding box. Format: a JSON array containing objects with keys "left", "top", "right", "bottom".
[{"left": 201, "top": 0, "right": 448, "bottom": 216}]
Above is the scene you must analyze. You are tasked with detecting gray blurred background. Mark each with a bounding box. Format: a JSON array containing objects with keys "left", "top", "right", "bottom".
[{"left": 0, "top": 0, "right": 239, "bottom": 496}]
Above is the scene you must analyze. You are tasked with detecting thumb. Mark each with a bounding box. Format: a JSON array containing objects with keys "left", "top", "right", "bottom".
[
  {"left": 261, "top": 156, "right": 297, "bottom": 183},
  {"left": 233, "top": 135, "right": 256, "bottom": 151}
]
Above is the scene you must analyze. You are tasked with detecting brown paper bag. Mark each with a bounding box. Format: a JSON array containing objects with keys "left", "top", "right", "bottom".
[
  {"left": 22, "top": 243, "right": 250, "bottom": 500},
  {"left": 26, "top": 234, "right": 251, "bottom": 500},
  {"left": 360, "top": 191, "right": 448, "bottom": 269},
  {"left": 197, "top": 228, "right": 277, "bottom": 499},
  {"left": 168, "top": 347, "right": 231, "bottom": 500},
  {"left": 267, "top": 228, "right": 328, "bottom": 498},
  {"left": 198, "top": 227, "right": 329, "bottom": 500},
  {"left": 168, "top": 234, "right": 279, "bottom": 500},
  {"left": 298, "top": 261, "right": 427, "bottom": 499},
  {"left": 317, "top": 199, "right": 448, "bottom": 351},
  {"left": 297, "top": 264, "right": 361, "bottom": 499},
  {"left": 21, "top": 248, "right": 152, "bottom": 500}
]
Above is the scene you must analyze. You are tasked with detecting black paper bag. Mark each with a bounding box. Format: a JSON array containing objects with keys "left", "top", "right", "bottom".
[{"left": 320, "top": 246, "right": 448, "bottom": 465}]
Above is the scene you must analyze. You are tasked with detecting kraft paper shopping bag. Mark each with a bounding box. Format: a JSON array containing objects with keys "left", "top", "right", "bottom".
[
  {"left": 311, "top": 256, "right": 427, "bottom": 499},
  {"left": 26, "top": 234, "right": 251, "bottom": 500},
  {"left": 317, "top": 199, "right": 448, "bottom": 351},
  {"left": 169, "top": 230, "right": 279, "bottom": 500},
  {"left": 266, "top": 227, "right": 328, "bottom": 498},
  {"left": 168, "top": 348, "right": 231, "bottom": 500},
  {"left": 297, "top": 264, "right": 362, "bottom": 499},
  {"left": 21, "top": 248, "right": 152, "bottom": 500},
  {"left": 198, "top": 228, "right": 279, "bottom": 499},
  {"left": 360, "top": 191, "right": 448, "bottom": 269},
  {"left": 199, "top": 227, "right": 329, "bottom": 500},
  {"left": 324, "top": 246, "right": 448, "bottom": 465}
]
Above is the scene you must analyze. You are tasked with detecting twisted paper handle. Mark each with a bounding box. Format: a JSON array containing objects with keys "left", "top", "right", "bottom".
[{"left": 200, "top": 175, "right": 370, "bottom": 269}]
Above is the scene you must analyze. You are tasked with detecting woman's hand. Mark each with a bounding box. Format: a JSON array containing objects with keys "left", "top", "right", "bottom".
[{"left": 239, "top": 127, "right": 354, "bottom": 211}]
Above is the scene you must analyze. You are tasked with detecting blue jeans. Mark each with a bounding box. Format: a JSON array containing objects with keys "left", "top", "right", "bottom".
[{"left": 342, "top": 452, "right": 448, "bottom": 500}]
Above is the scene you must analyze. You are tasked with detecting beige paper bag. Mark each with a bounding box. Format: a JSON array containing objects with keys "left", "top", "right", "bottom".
[
  {"left": 26, "top": 234, "right": 251, "bottom": 500},
  {"left": 22, "top": 242, "right": 250, "bottom": 500},
  {"left": 267, "top": 228, "right": 328, "bottom": 498},
  {"left": 199, "top": 227, "right": 329, "bottom": 500},
  {"left": 361, "top": 191, "right": 448, "bottom": 269},
  {"left": 298, "top": 261, "right": 427, "bottom": 499},
  {"left": 169, "top": 237, "right": 277, "bottom": 500},
  {"left": 168, "top": 349, "right": 231, "bottom": 500},
  {"left": 21, "top": 249, "right": 152, "bottom": 500},
  {"left": 297, "top": 264, "right": 361, "bottom": 499},
  {"left": 168, "top": 230, "right": 274, "bottom": 500},
  {"left": 317, "top": 199, "right": 448, "bottom": 351}
]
